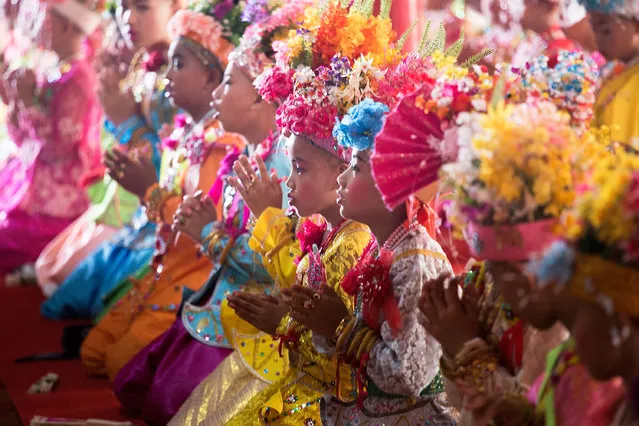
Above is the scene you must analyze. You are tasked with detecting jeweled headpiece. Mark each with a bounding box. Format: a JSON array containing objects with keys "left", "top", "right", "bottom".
[
  {"left": 228, "top": 0, "right": 314, "bottom": 80},
  {"left": 167, "top": 0, "right": 247, "bottom": 69},
  {"left": 255, "top": 0, "right": 404, "bottom": 162},
  {"left": 577, "top": 0, "right": 639, "bottom": 19}
]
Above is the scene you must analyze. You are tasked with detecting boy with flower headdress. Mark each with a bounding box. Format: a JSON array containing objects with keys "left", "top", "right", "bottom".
[{"left": 80, "top": 0, "right": 248, "bottom": 384}]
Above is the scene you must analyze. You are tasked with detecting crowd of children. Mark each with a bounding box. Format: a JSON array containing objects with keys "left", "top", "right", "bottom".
[{"left": 1, "top": 0, "right": 639, "bottom": 424}]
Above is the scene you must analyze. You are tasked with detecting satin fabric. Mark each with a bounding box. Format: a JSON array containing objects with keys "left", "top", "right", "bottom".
[
  {"left": 113, "top": 319, "right": 232, "bottom": 426},
  {"left": 40, "top": 212, "right": 156, "bottom": 320},
  {"left": 168, "top": 351, "right": 268, "bottom": 426},
  {"left": 35, "top": 210, "right": 118, "bottom": 297},
  {"left": 0, "top": 208, "right": 73, "bottom": 273}
]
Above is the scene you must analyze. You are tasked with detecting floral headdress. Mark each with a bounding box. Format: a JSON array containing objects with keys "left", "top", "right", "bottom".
[
  {"left": 366, "top": 24, "right": 494, "bottom": 209},
  {"left": 577, "top": 0, "right": 639, "bottom": 20},
  {"left": 533, "top": 151, "right": 639, "bottom": 322},
  {"left": 167, "top": 0, "right": 247, "bottom": 69},
  {"left": 254, "top": 0, "right": 404, "bottom": 161},
  {"left": 228, "top": 0, "right": 314, "bottom": 80},
  {"left": 519, "top": 50, "right": 600, "bottom": 132}
]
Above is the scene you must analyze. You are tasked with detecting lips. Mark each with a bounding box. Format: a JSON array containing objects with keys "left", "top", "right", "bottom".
[
  {"left": 128, "top": 28, "right": 137, "bottom": 43},
  {"left": 336, "top": 190, "right": 346, "bottom": 205}
]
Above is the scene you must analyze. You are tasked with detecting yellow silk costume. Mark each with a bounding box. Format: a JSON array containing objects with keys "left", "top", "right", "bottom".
[
  {"left": 227, "top": 210, "right": 372, "bottom": 425},
  {"left": 593, "top": 60, "right": 639, "bottom": 144}
]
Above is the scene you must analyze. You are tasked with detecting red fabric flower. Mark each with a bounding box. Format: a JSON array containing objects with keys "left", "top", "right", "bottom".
[{"left": 143, "top": 50, "right": 167, "bottom": 72}]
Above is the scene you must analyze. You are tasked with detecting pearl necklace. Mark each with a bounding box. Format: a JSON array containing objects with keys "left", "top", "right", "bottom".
[{"left": 381, "top": 218, "right": 420, "bottom": 253}]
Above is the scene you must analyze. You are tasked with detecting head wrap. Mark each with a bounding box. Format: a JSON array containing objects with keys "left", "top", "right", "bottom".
[
  {"left": 167, "top": 0, "right": 247, "bottom": 69},
  {"left": 51, "top": 0, "right": 103, "bottom": 34}
]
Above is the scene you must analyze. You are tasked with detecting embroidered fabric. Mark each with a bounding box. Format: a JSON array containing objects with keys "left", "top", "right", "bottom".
[
  {"left": 1, "top": 59, "right": 101, "bottom": 219},
  {"left": 366, "top": 226, "right": 452, "bottom": 397}
]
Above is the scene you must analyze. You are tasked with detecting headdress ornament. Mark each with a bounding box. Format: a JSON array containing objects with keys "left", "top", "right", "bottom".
[
  {"left": 255, "top": 0, "right": 407, "bottom": 162},
  {"left": 228, "top": 0, "right": 314, "bottom": 80},
  {"left": 167, "top": 0, "right": 247, "bottom": 69},
  {"left": 577, "top": 0, "right": 639, "bottom": 20}
]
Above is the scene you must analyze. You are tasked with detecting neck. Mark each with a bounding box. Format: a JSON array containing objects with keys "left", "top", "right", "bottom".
[
  {"left": 189, "top": 104, "right": 212, "bottom": 123},
  {"left": 369, "top": 206, "right": 407, "bottom": 248},
  {"left": 320, "top": 203, "right": 345, "bottom": 229},
  {"left": 246, "top": 111, "right": 278, "bottom": 145}
]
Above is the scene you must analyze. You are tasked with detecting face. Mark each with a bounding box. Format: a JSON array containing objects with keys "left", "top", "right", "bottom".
[
  {"left": 286, "top": 135, "right": 345, "bottom": 218},
  {"left": 336, "top": 149, "right": 387, "bottom": 225},
  {"left": 211, "top": 62, "right": 260, "bottom": 134},
  {"left": 166, "top": 40, "right": 218, "bottom": 114},
  {"left": 520, "top": 0, "right": 557, "bottom": 32},
  {"left": 571, "top": 301, "right": 638, "bottom": 381},
  {"left": 36, "top": 8, "right": 70, "bottom": 52},
  {"left": 117, "top": 0, "right": 175, "bottom": 49},
  {"left": 589, "top": 12, "right": 639, "bottom": 61}
]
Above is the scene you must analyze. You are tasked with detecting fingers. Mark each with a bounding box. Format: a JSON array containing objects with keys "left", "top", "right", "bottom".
[
  {"left": 255, "top": 155, "right": 269, "bottom": 183},
  {"left": 444, "top": 275, "right": 462, "bottom": 309},
  {"left": 227, "top": 293, "right": 262, "bottom": 316},
  {"left": 233, "top": 158, "right": 253, "bottom": 189}
]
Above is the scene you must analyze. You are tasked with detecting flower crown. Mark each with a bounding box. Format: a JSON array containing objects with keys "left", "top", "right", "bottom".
[
  {"left": 167, "top": 0, "right": 247, "bottom": 69},
  {"left": 228, "top": 0, "right": 314, "bottom": 80},
  {"left": 253, "top": 0, "right": 403, "bottom": 161},
  {"left": 333, "top": 98, "right": 389, "bottom": 151},
  {"left": 577, "top": 0, "right": 639, "bottom": 20}
]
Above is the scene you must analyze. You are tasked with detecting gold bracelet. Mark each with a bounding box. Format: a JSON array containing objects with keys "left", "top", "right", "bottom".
[
  {"left": 356, "top": 329, "right": 378, "bottom": 361},
  {"left": 145, "top": 185, "right": 172, "bottom": 222},
  {"left": 346, "top": 328, "right": 368, "bottom": 359},
  {"left": 335, "top": 317, "right": 357, "bottom": 355},
  {"left": 331, "top": 316, "right": 351, "bottom": 344}
]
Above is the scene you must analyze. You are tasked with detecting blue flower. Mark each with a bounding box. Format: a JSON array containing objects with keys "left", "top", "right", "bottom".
[{"left": 333, "top": 98, "right": 389, "bottom": 151}]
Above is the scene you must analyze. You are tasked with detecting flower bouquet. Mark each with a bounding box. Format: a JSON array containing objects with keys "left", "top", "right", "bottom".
[
  {"left": 533, "top": 150, "right": 639, "bottom": 318},
  {"left": 442, "top": 100, "right": 580, "bottom": 261}
]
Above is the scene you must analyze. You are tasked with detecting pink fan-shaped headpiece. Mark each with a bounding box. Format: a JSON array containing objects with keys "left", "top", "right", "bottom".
[{"left": 371, "top": 83, "right": 446, "bottom": 210}]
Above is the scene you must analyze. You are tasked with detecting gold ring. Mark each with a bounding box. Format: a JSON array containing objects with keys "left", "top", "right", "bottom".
[
  {"left": 303, "top": 300, "right": 314, "bottom": 310},
  {"left": 313, "top": 293, "right": 321, "bottom": 301},
  {"left": 250, "top": 175, "right": 257, "bottom": 184},
  {"left": 117, "top": 171, "right": 124, "bottom": 178}
]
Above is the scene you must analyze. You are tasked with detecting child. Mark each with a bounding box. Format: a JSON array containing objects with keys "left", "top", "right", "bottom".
[
  {"left": 0, "top": 0, "right": 103, "bottom": 275},
  {"left": 585, "top": 0, "right": 639, "bottom": 145},
  {"left": 40, "top": 0, "right": 181, "bottom": 319},
  {"left": 314, "top": 98, "right": 456, "bottom": 424},
  {"left": 80, "top": 0, "right": 247, "bottom": 382},
  {"left": 33, "top": 9, "right": 133, "bottom": 297},
  {"left": 107, "top": 2, "right": 298, "bottom": 424}
]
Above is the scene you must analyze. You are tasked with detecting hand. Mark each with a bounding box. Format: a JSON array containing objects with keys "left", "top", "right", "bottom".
[
  {"left": 228, "top": 155, "right": 283, "bottom": 218},
  {"left": 104, "top": 148, "right": 157, "bottom": 198},
  {"left": 227, "top": 292, "right": 290, "bottom": 335},
  {"left": 173, "top": 191, "right": 218, "bottom": 242},
  {"left": 455, "top": 380, "right": 536, "bottom": 426},
  {"left": 97, "top": 67, "right": 137, "bottom": 125},
  {"left": 419, "top": 273, "right": 480, "bottom": 357},
  {"left": 14, "top": 68, "right": 36, "bottom": 107},
  {"left": 281, "top": 285, "right": 350, "bottom": 339}
]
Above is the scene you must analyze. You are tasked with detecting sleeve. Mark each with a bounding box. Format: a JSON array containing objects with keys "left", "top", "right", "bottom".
[
  {"left": 248, "top": 207, "right": 301, "bottom": 289},
  {"left": 19, "top": 69, "right": 93, "bottom": 160},
  {"left": 366, "top": 237, "right": 452, "bottom": 396}
]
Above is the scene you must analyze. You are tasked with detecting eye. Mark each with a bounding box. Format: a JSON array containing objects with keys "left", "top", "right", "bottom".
[{"left": 172, "top": 57, "right": 183, "bottom": 69}]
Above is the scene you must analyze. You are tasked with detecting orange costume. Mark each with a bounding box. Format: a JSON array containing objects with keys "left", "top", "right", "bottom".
[{"left": 81, "top": 114, "right": 244, "bottom": 380}]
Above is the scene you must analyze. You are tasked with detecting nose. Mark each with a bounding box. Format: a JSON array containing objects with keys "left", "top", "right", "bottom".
[{"left": 285, "top": 173, "right": 295, "bottom": 192}]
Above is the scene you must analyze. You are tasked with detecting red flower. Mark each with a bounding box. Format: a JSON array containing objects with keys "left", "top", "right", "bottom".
[{"left": 143, "top": 50, "right": 167, "bottom": 72}]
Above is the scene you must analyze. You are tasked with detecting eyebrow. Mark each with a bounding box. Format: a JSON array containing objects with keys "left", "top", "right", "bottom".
[{"left": 292, "top": 156, "right": 307, "bottom": 163}]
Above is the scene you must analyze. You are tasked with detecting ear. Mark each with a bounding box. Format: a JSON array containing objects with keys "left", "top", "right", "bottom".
[{"left": 207, "top": 66, "right": 222, "bottom": 87}]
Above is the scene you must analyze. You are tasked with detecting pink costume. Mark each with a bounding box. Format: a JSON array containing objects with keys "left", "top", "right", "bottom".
[{"left": 0, "top": 58, "right": 102, "bottom": 274}]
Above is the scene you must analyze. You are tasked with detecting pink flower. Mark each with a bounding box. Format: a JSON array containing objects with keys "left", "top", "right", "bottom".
[{"left": 256, "top": 66, "right": 294, "bottom": 103}]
